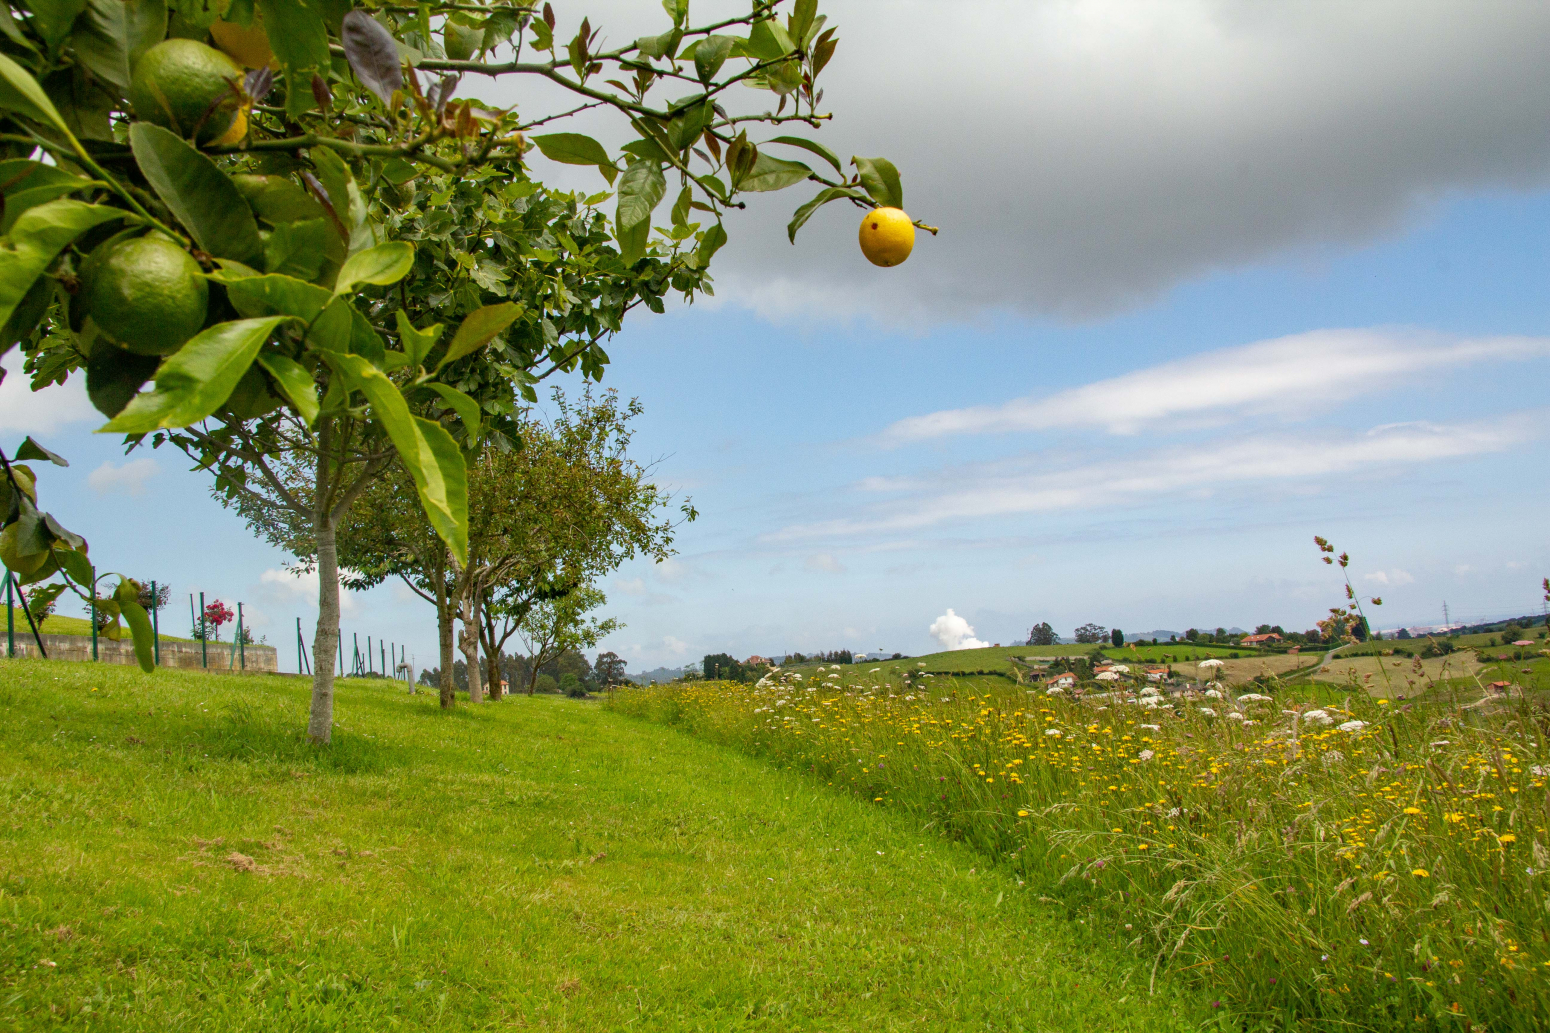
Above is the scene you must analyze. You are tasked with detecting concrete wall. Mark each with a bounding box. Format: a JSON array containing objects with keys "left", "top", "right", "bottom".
[{"left": 1, "top": 632, "right": 278, "bottom": 672}]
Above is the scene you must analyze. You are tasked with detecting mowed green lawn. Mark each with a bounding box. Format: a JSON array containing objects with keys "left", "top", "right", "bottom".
[{"left": 0, "top": 660, "right": 1205, "bottom": 1031}]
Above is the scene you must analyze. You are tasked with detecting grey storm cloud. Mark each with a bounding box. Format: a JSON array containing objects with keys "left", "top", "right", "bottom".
[{"left": 498, "top": 1, "right": 1550, "bottom": 322}]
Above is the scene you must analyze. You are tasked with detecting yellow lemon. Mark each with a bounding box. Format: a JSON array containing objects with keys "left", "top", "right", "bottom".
[
  {"left": 858, "top": 206, "right": 914, "bottom": 267},
  {"left": 210, "top": 16, "right": 278, "bottom": 70},
  {"left": 211, "top": 104, "right": 248, "bottom": 147}
]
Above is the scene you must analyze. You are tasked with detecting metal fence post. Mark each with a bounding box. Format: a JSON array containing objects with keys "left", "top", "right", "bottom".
[
  {"left": 150, "top": 580, "right": 160, "bottom": 667},
  {"left": 5, "top": 571, "right": 13, "bottom": 658},
  {"left": 89, "top": 573, "right": 97, "bottom": 661},
  {"left": 199, "top": 591, "right": 207, "bottom": 668},
  {"left": 238, "top": 602, "right": 245, "bottom": 671}
]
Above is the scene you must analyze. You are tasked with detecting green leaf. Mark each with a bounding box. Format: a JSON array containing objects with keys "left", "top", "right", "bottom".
[
  {"left": 258, "top": 0, "right": 331, "bottom": 76},
  {"left": 739, "top": 152, "right": 811, "bottom": 193},
  {"left": 634, "top": 27, "right": 681, "bottom": 60},
  {"left": 55, "top": 544, "right": 93, "bottom": 585},
  {"left": 786, "top": 185, "right": 866, "bottom": 242},
  {"left": 619, "top": 136, "right": 670, "bottom": 165},
  {"left": 102, "top": 316, "right": 291, "bottom": 432},
  {"left": 262, "top": 217, "right": 330, "bottom": 280},
  {"left": 310, "top": 146, "right": 373, "bottom": 255},
  {"left": 788, "top": 0, "right": 818, "bottom": 46},
  {"left": 255, "top": 351, "right": 319, "bottom": 426},
  {"left": 767, "top": 136, "right": 842, "bottom": 176},
  {"left": 852, "top": 156, "right": 903, "bottom": 210},
  {"left": 326, "top": 351, "right": 468, "bottom": 563},
  {"left": 695, "top": 221, "right": 726, "bottom": 267},
  {"left": 394, "top": 309, "right": 442, "bottom": 367},
  {"left": 533, "top": 133, "right": 618, "bottom": 185},
  {"left": 423, "top": 382, "right": 480, "bottom": 441},
  {"left": 694, "top": 34, "right": 733, "bottom": 83},
  {"left": 113, "top": 578, "right": 156, "bottom": 672},
  {"left": 0, "top": 160, "right": 94, "bottom": 234},
  {"left": 745, "top": 18, "right": 794, "bottom": 61},
  {"left": 332, "top": 240, "right": 414, "bottom": 297},
  {"left": 130, "top": 123, "right": 265, "bottom": 266},
  {"left": 436, "top": 302, "right": 520, "bottom": 371},
  {"left": 661, "top": 0, "right": 687, "bottom": 27},
  {"left": 0, "top": 51, "right": 76, "bottom": 141},
  {"left": 86, "top": 344, "right": 159, "bottom": 418},
  {"left": 74, "top": 0, "right": 167, "bottom": 92},
  {"left": 223, "top": 273, "right": 333, "bottom": 322},
  {"left": 0, "top": 200, "right": 127, "bottom": 330},
  {"left": 615, "top": 159, "right": 665, "bottom": 263},
  {"left": 27, "top": 0, "right": 88, "bottom": 50},
  {"left": 14, "top": 437, "right": 68, "bottom": 466}
]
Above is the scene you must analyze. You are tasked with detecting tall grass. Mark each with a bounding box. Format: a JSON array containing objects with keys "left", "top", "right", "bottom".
[{"left": 612, "top": 666, "right": 1550, "bottom": 1030}]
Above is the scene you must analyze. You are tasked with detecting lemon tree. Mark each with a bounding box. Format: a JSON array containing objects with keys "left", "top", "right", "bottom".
[{"left": 0, "top": 0, "right": 931, "bottom": 742}]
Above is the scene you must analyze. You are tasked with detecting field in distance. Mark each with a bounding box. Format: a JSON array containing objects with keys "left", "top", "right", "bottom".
[{"left": 796, "top": 642, "right": 1262, "bottom": 679}]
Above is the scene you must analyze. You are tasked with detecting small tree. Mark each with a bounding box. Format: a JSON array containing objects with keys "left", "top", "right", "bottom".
[
  {"left": 594, "top": 651, "right": 628, "bottom": 687},
  {"left": 1074, "top": 623, "right": 1106, "bottom": 644},
  {"left": 1110, "top": 627, "right": 1124, "bottom": 647},
  {"left": 1026, "top": 622, "right": 1057, "bottom": 646},
  {"left": 516, "top": 586, "right": 618, "bottom": 695}
]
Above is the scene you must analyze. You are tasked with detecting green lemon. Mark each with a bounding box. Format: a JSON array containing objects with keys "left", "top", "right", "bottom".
[
  {"left": 82, "top": 235, "right": 208, "bottom": 356},
  {"left": 129, "top": 39, "right": 245, "bottom": 143}
]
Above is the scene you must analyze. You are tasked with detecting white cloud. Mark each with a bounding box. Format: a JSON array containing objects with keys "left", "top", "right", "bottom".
[
  {"left": 1364, "top": 569, "right": 1416, "bottom": 586},
  {"left": 772, "top": 415, "right": 1535, "bottom": 542},
  {"left": 929, "top": 609, "right": 990, "bottom": 651},
  {"left": 882, "top": 331, "right": 1550, "bottom": 443},
  {"left": 258, "top": 567, "right": 358, "bottom": 615},
  {"left": 615, "top": 577, "right": 648, "bottom": 596},
  {"left": 661, "top": 635, "right": 689, "bottom": 657},
  {"left": 87, "top": 457, "right": 158, "bottom": 496},
  {"left": 495, "top": 3, "right": 1550, "bottom": 322},
  {"left": 804, "top": 553, "right": 845, "bottom": 573},
  {"left": 0, "top": 351, "right": 94, "bottom": 435}
]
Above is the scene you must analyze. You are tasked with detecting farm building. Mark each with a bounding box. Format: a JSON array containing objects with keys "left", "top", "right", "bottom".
[
  {"left": 1045, "top": 672, "right": 1078, "bottom": 690},
  {"left": 1241, "top": 633, "right": 1282, "bottom": 646}
]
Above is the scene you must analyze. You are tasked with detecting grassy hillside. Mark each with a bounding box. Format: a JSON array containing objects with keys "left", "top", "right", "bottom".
[
  {"left": 3, "top": 605, "right": 198, "bottom": 643},
  {"left": 0, "top": 659, "right": 1204, "bottom": 1031}
]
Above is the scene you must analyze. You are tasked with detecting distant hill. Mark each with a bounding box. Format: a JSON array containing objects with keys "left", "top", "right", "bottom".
[{"left": 628, "top": 666, "right": 683, "bottom": 685}]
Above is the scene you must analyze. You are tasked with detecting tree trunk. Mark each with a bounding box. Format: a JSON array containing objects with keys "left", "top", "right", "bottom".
[
  {"left": 308, "top": 505, "right": 340, "bottom": 745},
  {"left": 459, "top": 582, "right": 483, "bottom": 704},
  {"left": 437, "top": 572, "right": 456, "bottom": 709},
  {"left": 481, "top": 599, "right": 504, "bottom": 699}
]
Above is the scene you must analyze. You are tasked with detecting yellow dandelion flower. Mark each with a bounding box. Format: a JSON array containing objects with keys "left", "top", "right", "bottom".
[{"left": 1412, "top": 868, "right": 1429, "bottom": 877}]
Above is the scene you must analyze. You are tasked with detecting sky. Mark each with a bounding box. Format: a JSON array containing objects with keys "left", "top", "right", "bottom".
[{"left": 5, "top": 1, "right": 1550, "bottom": 674}]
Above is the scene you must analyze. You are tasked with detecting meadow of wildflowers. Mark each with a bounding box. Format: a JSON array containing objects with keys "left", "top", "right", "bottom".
[{"left": 612, "top": 662, "right": 1550, "bottom": 1030}]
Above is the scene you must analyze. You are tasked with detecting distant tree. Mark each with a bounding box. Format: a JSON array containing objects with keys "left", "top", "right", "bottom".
[
  {"left": 559, "top": 673, "right": 587, "bottom": 698},
  {"left": 1185, "top": 628, "right": 1199, "bottom": 642},
  {"left": 594, "top": 652, "right": 628, "bottom": 687},
  {"left": 890, "top": 653, "right": 906, "bottom": 660},
  {"left": 1396, "top": 627, "right": 1412, "bottom": 640},
  {"left": 1255, "top": 624, "right": 1273, "bottom": 635},
  {"left": 517, "top": 587, "right": 619, "bottom": 695},
  {"left": 1074, "top": 623, "right": 1107, "bottom": 644},
  {"left": 1111, "top": 628, "right": 1125, "bottom": 647},
  {"left": 1214, "top": 627, "right": 1227, "bottom": 640},
  {"left": 1501, "top": 623, "right": 1526, "bottom": 643},
  {"left": 1026, "top": 622, "right": 1057, "bottom": 646},
  {"left": 703, "top": 653, "right": 744, "bottom": 681},
  {"left": 1304, "top": 628, "right": 1323, "bottom": 644},
  {"left": 822, "top": 649, "right": 854, "bottom": 664}
]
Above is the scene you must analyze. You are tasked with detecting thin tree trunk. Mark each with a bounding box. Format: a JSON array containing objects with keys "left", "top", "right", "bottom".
[
  {"left": 481, "top": 598, "right": 504, "bottom": 699},
  {"left": 437, "top": 571, "right": 456, "bottom": 709},
  {"left": 308, "top": 427, "right": 340, "bottom": 744},
  {"left": 459, "top": 585, "right": 483, "bottom": 704}
]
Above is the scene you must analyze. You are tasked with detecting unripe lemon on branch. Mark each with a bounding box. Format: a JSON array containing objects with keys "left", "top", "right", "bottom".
[
  {"left": 858, "top": 206, "right": 914, "bottom": 267},
  {"left": 129, "top": 39, "right": 246, "bottom": 144}
]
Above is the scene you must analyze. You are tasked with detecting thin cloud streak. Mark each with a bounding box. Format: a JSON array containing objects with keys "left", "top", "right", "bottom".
[
  {"left": 772, "top": 415, "right": 1536, "bottom": 542},
  {"left": 882, "top": 330, "right": 1550, "bottom": 443}
]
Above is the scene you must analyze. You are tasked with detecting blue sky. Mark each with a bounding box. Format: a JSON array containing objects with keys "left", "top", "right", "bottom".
[{"left": 5, "top": 2, "right": 1549, "bottom": 674}]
